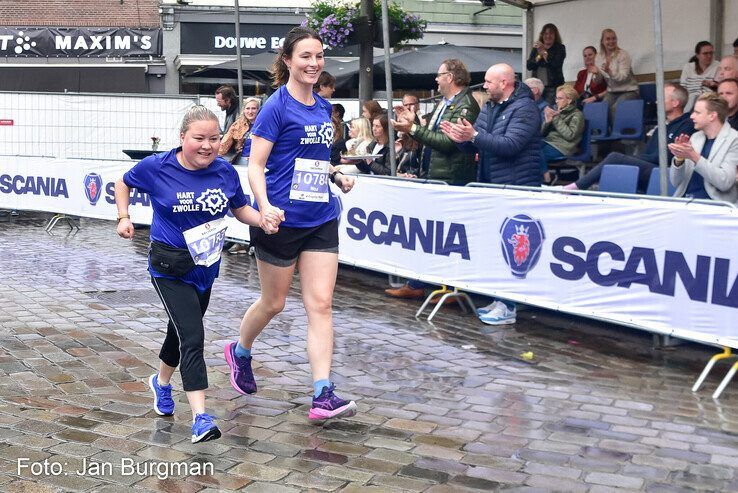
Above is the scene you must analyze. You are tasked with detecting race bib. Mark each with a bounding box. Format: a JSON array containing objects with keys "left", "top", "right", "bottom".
[
  {"left": 289, "top": 158, "right": 330, "bottom": 203},
  {"left": 182, "top": 218, "right": 228, "bottom": 267}
]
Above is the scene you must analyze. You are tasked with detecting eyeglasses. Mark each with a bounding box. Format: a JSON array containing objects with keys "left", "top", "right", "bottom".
[
  {"left": 700, "top": 51, "right": 714, "bottom": 56},
  {"left": 436, "top": 71, "right": 451, "bottom": 77},
  {"left": 555, "top": 96, "right": 568, "bottom": 100}
]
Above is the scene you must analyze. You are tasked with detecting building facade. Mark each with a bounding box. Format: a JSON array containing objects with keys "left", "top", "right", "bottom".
[{"left": 0, "top": 0, "right": 165, "bottom": 93}]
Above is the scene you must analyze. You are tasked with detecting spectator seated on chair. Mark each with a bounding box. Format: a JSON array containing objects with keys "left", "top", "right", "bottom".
[
  {"left": 669, "top": 92, "right": 738, "bottom": 204},
  {"left": 718, "top": 78, "right": 738, "bottom": 130},
  {"left": 717, "top": 56, "right": 738, "bottom": 84},
  {"left": 525, "top": 77, "right": 550, "bottom": 120},
  {"left": 565, "top": 83, "right": 695, "bottom": 192},
  {"left": 540, "top": 84, "right": 585, "bottom": 184},
  {"left": 680, "top": 41, "right": 719, "bottom": 111},
  {"left": 574, "top": 45, "right": 607, "bottom": 106}
]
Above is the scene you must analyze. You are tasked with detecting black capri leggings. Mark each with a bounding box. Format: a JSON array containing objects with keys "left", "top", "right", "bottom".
[{"left": 150, "top": 276, "right": 211, "bottom": 392}]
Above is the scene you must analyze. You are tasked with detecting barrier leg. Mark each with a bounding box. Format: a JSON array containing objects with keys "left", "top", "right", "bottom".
[
  {"left": 713, "top": 361, "right": 738, "bottom": 399},
  {"left": 415, "top": 285, "right": 450, "bottom": 319},
  {"left": 692, "top": 347, "right": 732, "bottom": 392},
  {"left": 426, "top": 288, "right": 477, "bottom": 322},
  {"left": 45, "top": 214, "right": 62, "bottom": 233}
]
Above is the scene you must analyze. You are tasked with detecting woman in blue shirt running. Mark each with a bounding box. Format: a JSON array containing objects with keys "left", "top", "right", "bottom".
[
  {"left": 223, "top": 26, "right": 358, "bottom": 422},
  {"left": 114, "top": 105, "right": 282, "bottom": 443}
]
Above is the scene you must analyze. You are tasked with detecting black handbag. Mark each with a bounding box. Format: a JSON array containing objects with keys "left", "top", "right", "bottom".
[{"left": 149, "top": 240, "right": 196, "bottom": 277}]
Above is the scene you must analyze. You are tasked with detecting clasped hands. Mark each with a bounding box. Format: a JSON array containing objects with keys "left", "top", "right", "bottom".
[
  {"left": 667, "top": 134, "right": 699, "bottom": 164},
  {"left": 259, "top": 205, "right": 285, "bottom": 235},
  {"left": 439, "top": 118, "right": 476, "bottom": 143}
]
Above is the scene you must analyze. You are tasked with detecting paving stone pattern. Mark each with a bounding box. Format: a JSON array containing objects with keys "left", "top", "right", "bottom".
[{"left": 1, "top": 212, "right": 738, "bottom": 492}]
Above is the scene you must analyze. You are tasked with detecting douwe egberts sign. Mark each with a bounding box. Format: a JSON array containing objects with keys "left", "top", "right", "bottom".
[{"left": 0, "top": 27, "right": 161, "bottom": 57}]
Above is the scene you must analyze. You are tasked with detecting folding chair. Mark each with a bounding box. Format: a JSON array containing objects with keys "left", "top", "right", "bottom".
[
  {"left": 599, "top": 164, "right": 639, "bottom": 194},
  {"left": 583, "top": 102, "right": 609, "bottom": 140},
  {"left": 598, "top": 99, "right": 645, "bottom": 142}
]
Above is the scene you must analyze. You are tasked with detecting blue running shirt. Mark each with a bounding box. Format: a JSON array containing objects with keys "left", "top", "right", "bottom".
[
  {"left": 250, "top": 85, "right": 339, "bottom": 227},
  {"left": 123, "top": 148, "right": 250, "bottom": 291}
]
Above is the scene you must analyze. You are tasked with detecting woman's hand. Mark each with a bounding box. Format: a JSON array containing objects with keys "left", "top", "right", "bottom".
[
  {"left": 260, "top": 204, "right": 284, "bottom": 234},
  {"left": 117, "top": 218, "right": 134, "bottom": 239},
  {"left": 582, "top": 96, "right": 597, "bottom": 104},
  {"left": 335, "top": 173, "right": 355, "bottom": 193},
  {"left": 543, "top": 106, "right": 558, "bottom": 123}
]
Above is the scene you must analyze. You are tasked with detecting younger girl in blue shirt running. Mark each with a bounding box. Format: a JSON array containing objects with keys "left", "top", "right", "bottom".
[
  {"left": 223, "top": 26, "right": 358, "bottom": 422},
  {"left": 114, "top": 105, "right": 282, "bottom": 443}
]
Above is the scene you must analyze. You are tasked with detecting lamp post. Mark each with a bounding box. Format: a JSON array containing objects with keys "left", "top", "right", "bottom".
[
  {"left": 359, "top": 0, "right": 373, "bottom": 102},
  {"left": 234, "top": 0, "right": 244, "bottom": 106}
]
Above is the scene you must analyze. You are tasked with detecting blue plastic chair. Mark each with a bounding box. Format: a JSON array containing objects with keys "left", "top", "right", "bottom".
[
  {"left": 583, "top": 102, "right": 609, "bottom": 140},
  {"left": 599, "top": 164, "right": 639, "bottom": 194},
  {"left": 598, "top": 99, "right": 645, "bottom": 142},
  {"left": 645, "top": 167, "right": 676, "bottom": 196}
]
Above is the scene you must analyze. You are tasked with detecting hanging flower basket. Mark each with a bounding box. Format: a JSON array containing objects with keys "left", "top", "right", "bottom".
[{"left": 304, "top": 0, "right": 427, "bottom": 49}]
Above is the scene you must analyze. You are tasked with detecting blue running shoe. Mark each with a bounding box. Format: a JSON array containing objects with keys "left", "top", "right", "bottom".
[
  {"left": 147, "top": 373, "right": 174, "bottom": 416},
  {"left": 191, "top": 413, "right": 221, "bottom": 443}
]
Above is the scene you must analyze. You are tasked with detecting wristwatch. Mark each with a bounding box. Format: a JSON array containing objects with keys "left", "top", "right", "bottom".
[
  {"left": 471, "top": 131, "right": 479, "bottom": 143},
  {"left": 117, "top": 214, "right": 130, "bottom": 223}
]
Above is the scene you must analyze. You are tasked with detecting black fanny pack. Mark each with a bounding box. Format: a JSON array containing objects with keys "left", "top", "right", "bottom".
[{"left": 149, "top": 240, "right": 196, "bottom": 277}]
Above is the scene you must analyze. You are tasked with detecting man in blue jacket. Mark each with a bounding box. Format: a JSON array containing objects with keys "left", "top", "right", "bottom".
[
  {"left": 441, "top": 63, "right": 542, "bottom": 325},
  {"left": 564, "top": 83, "right": 695, "bottom": 192}
]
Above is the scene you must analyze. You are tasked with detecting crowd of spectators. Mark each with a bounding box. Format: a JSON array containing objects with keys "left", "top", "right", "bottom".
[{"left": 211, "top": 30, "right": 738, "bottom": 325}]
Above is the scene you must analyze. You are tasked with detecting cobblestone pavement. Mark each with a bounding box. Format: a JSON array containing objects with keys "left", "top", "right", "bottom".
[{"left": 1, "top": 211, "right": 738, "bottom": 492}]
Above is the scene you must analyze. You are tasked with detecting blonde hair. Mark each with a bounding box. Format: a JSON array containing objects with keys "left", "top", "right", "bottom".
[
  {"left": 599, "top": 28, "right": 619, "bottom": 55},
  {"left": 242, "top": 97, "right": 261, "bottom": 109},
  {"left": 179, "top": 105, "right": 219, "bottom": 134},
  {"left": 350, "top": 117, "right": 372, "bottom": 141},
  {"left": 557, "top": 84, "right": 579, "bottom": 102},
  {"left": 696, "top": 92, "right": 728, "bottom": 123}
]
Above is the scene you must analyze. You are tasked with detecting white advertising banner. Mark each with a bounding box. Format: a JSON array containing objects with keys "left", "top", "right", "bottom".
[
  {"left": 0, "top": 156, "right": 251, "bottom": 241},
  {"left": 336, "top": 177, "right": 738, "bottom": 349},
  {"left": 3, "top": 158, "right": 738, "bottom": 348}
]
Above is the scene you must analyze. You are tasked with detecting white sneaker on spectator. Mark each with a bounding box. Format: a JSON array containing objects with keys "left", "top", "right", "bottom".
[
  {"left": 476, "top": 300, "right": 503, "bottom": 316},
  {"left": 479, "top": 303, "right": 516, "bottom": 325}
]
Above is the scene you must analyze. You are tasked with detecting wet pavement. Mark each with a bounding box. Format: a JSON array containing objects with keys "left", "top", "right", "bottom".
[{"left": 1, "top": 210, "right": 738, "bottom": 492}]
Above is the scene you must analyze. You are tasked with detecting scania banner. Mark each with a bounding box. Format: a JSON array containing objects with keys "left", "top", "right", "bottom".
[
  {"left": 0, "top": 27, "right": 161, "bottom": 57},
  {"left": 2, "top": 158, "right": 737, "bottom": 348}
]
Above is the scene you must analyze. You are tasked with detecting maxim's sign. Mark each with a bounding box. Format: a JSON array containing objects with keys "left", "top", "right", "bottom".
[{"left": 0, "top": 27, "right": 161, "bottom": 57}]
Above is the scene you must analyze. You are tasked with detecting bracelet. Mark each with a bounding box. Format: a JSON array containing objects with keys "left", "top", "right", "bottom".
[
  {"left": 117, "top": 214, "right": 130, "bottom": 222},
  {"left": 330, "top": 171, "right": 343, "bottom": 184}
]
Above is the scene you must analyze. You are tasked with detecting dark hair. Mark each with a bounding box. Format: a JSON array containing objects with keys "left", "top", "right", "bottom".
[
  {"left": 689, "top": 41, "right": 713, "bottom": 74},
  {"left": 538, "top": 23, "right": 562, "bottom": 45},
  {"left": 665, "top": 82, "right": 688, "bottom": 109},
  {"left": 271, "top": 26, "right": 323, "bottom": 88},
  {"left": 583, "top": 45, "right": 597, "bottom": 55},
  {"left": 718, "top": 77, "right": 738, "bottom": 95},
  {"left": 331, "top": 103, "right": 345, "bottom": 119},
  {"left": 313, "top": 71, "right": 336, "bottom": 92},
  {"left": 362, "top": 100, "right": 383, "bottom": 121},
  {"left": 331, "top": 113, "right": 344, "bottom": 142},
  {"left": 373, "top": 113, "right": 389, "bottom": 142},
  {"left": 215, "top": 85, "right": 237, "bottom": 106},
  {"left": 441, "top": 59, "right": 471, "bottom": 87},
  {"left": 733, "top": 37, "right": 738, "bottom": 48}
]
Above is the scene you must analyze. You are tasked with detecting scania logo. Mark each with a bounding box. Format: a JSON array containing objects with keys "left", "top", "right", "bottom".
[
  {"left": 83, "top": 173, "right": 103, "bottom": 206},
  {"left": 500, "top": 214, "right": 545, "bottom": 278}
]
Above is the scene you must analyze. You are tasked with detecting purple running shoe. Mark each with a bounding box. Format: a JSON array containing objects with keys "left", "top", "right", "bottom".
[
  {"left": 309, "top": 384, "right": 357, "bottom": 421},
  {"left": 224, "top": 342, "right": 257, "bottom": 395}
]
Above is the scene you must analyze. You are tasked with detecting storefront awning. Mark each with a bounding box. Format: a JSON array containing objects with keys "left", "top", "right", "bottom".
[{"left": 0, "top": 65, "right": 149, "bottom": 93}]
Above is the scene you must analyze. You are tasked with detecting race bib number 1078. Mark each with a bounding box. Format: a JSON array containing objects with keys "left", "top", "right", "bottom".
[{"left": 289, "top": 158, "right": 330, "bottom": 203}]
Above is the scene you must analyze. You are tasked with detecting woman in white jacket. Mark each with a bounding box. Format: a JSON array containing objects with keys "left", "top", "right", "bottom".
[{"left": 591, "top": 29, "right": 639, "bottom": 119}]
